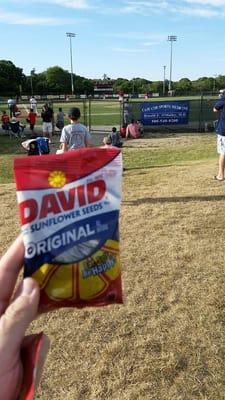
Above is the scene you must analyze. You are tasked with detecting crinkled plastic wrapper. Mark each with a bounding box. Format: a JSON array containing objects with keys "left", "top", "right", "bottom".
[
  {"left": 19, "top": 333, "right": 50, "bottom": 400},
  {"left": 14, "top": 148, "right": 123, "bottom": 312}
]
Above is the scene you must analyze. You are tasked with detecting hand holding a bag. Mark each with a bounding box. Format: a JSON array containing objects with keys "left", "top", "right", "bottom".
[{"left": 0, "top": 236, "right": 48, "bottom": 400}]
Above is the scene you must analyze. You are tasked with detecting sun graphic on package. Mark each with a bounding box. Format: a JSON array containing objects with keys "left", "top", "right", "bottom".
[{"left": 48, "top": 170, "right": 67, "bottom": 188}]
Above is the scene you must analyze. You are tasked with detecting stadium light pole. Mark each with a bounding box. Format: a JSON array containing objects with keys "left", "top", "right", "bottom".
[
  {"left": 213, "top": 74, "right": 218, "bottom": 93},
  {"left": 163, "top": 65, "right": 166, "bottom": 96},
  {"left": 132, "top": 78, "right": 135, "bottom": 95},
  {"left": 66, "top": 32, "right": 76, "bottom": 96},
  {"left": 30, "top": 68, "right": 35, "bottom": 96},
  {"left": 168, "top": 35, "right": 177, "bottom": 93}
]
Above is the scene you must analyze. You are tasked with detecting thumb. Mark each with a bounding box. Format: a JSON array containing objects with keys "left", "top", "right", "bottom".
[{"left": 0, "top": 278, "right": 40, "bottom": 364}]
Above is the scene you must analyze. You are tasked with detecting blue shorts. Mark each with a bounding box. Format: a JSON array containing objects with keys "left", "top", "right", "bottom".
[{"left": 217, "top": 135, "right": 225, "bottom": 154}]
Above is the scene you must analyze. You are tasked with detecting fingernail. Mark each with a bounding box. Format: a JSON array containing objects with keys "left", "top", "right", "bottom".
[{"left": 21, "top": 278, "right": 35, "bottom": 295}]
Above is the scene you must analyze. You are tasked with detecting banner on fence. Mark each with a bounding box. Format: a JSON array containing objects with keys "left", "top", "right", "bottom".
[{"left": 141, "top": 100, "right": 189, "bottom": 125}]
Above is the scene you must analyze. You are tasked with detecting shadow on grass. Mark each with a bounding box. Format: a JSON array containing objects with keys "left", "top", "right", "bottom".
[
  {"left": 123, "top": 194, "right": 225, "bottom": 205},
  {"left": 123, "top": 144, "right": 161, "bottom": 149},
  {"left": 124, "top": 165, "right": 173, "bottom": 171},
  {"left": 123, "top": 164, "right": 195, "bottom": 171}
]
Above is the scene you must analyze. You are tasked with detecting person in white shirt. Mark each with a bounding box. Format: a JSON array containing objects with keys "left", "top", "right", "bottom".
[
  {"left": 7, "top": 98, "right": 16, "bottom": 117},
  {"left": 60, "top": 107, "right": 91, "bottom": 151},
  {"left": 29, "top": 96, "right": 37, "bottom": 113}
]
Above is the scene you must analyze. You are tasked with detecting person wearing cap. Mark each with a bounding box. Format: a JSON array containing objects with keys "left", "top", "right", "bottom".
[
  {"left": 60, "top": 107, "right": 91, "bottom": 151},
  {"left": 213, "top": 89, "right": 225, "bottom": 181}
]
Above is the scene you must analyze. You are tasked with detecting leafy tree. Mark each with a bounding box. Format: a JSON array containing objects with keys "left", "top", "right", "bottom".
[
  {"left": 113, "top": 78, "right": 130, "bottom": 93},
  {"left": 0, "top": 60, "right": 24, "bottom": 96},
  {"left": 2, "top": 58, "right": 225, "bottom": 97},
  {"left": 21, "top": 69, "right": 39, "bottom": 95},
  {"left": 113, "top": 77, "right": 152, "bottom": 94},
  {"left": 131, "top": 78, "right": 152, "bottom": 94},
  {"left": 74, "top": 76, "right": 94, "bottom": 95},
  {"left": 192, "top": 77, "right": 212, "bottom": 93},
  {"left": 215, "top": 75, "right": 225, "bottom": 91},
  {"left": 174, "top": 78, "right": 192, "bottom": 94},
  {"left": 34, "top": 72, "right": 49, "bottom": 95},
  {"left": 45, "top": 66, "right": 71, "bottom": 93},
  {"left": 150, "top": 81, "right": 163, "bottom": 94},
  {"left": 80, "top": 78, "right": 94, "bottom": 95}
]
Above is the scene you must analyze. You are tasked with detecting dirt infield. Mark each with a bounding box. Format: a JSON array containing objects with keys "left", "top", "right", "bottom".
[{"left": 0, "top": 134, "right": 225, "bottom": 399}]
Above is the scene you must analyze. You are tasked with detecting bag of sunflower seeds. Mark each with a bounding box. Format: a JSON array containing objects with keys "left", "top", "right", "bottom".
[{"left": 14, "top": 147, "right": 123, "bottom": 312}]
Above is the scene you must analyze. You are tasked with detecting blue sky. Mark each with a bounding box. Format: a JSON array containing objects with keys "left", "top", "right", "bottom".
[{"left": 1, "top": 0, "right": 225, "bottom": 81}]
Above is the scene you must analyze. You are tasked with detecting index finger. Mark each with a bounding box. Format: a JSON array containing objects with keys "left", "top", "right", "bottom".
[{"left": 0, "top": 234, "right": 24, "bottom": 315}]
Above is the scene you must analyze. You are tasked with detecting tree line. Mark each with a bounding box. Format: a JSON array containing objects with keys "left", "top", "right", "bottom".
[{"left": 1, "top": 59, "right": 225, "bottom": 97}]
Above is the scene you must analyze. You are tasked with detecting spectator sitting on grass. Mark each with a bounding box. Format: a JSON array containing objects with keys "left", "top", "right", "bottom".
[
  {"left": 9, "top": 117, "right": 25, "bottom": 137},
  {"left": 101, "top": 136, "right": 112, "bottom": 148},
  {"left": 109, "top": 127, "right": 123, "bottom": 148},
  {"left": 126, "top": 119, "right": 140, "bottom": 139},
  {"left": 13, "top": 105, "right": 21, "bottom": 118},
  {"left": 120, "top": 124, "right": 127, "bottom": 138},
  {"left": 137, "top": 120, "right": 144, "bottom": 137},
  {"left": 1, "top": 111, "right": 10, "bottom": 131}
]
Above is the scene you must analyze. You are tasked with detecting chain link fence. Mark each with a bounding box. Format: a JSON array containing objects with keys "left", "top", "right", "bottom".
[
  {"left": 124, "top": 98, "right": 217, "bottom": 133},
  {"left": 86, "top": 97, "right": 218, "bottom": 133},
  {"left": 0, "top": 96, "right": 219, "bottom": 133}
]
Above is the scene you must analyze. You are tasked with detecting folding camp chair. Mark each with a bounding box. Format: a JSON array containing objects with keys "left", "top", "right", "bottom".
[{"left": 9, "top": 120, "right": 25, "bottom": 139}]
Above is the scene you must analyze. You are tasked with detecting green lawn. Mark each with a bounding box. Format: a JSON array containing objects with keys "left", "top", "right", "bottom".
[
  {"left": 0, "top": 133, "right": 217, "bottom": 184},
  {"left": 0, "top": 137, "right": 24, "bottom": 184},
  {"left": 123, "top": 143, "right": 216, "bottom": 170}
]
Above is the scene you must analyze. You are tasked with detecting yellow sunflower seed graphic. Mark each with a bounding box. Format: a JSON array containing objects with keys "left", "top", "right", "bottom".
[{"left": 48, "top": 171, "right": 67, "bottom": 188}]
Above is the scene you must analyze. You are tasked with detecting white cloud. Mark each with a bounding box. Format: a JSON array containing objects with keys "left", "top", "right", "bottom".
[
  {"left": 44, "top": 0, "right": 91, "bottom": 8},
  {"left": 5, "top": 0, "right": 96, "bottom": 10},
  {"left": 0, "top": 9, "right": 86, "bottom": 25},
  {"left": 6, "top": 0, "right": 94, "bottom": 8},
  {"left": 120, "top": 0, "right": 225, "bottom": 18},
  {"left": 185, "top": 0, "right": 225, "bottom": 4},
  {"left": 3, "top": 0, "right": 225, "bottom": 20},
  {"left": 178, "top": 7, "right": 221, "bottom": 17},
  {"left": 120, "top": 1, "right": 169, "bottom": 15}
]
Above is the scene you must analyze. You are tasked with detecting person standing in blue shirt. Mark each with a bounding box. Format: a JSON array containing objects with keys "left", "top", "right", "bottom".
[{"left": 213, "top": 89, "right": 225, "bottom": 181}]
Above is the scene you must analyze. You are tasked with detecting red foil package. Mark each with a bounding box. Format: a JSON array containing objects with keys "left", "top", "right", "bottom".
[
  {"left": 14, "top": 148, "right": 123, "bottom": 312},
  {"left": 20, "top": 333, "right": 50, "bottom": 400}
]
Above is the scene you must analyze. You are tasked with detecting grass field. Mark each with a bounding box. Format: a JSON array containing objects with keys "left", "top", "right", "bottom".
[
  {"left": 0, "top": 100, "right": 122, "bottom": 127},
  {"left": 0, "top": 132, "right": 216, "bottom": 184},
  {"left": 0, "top": 132, "right": 225, "bottom": 399},
  {"left": 0, "top": 95, "right": 216, "bottom": 127}
]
